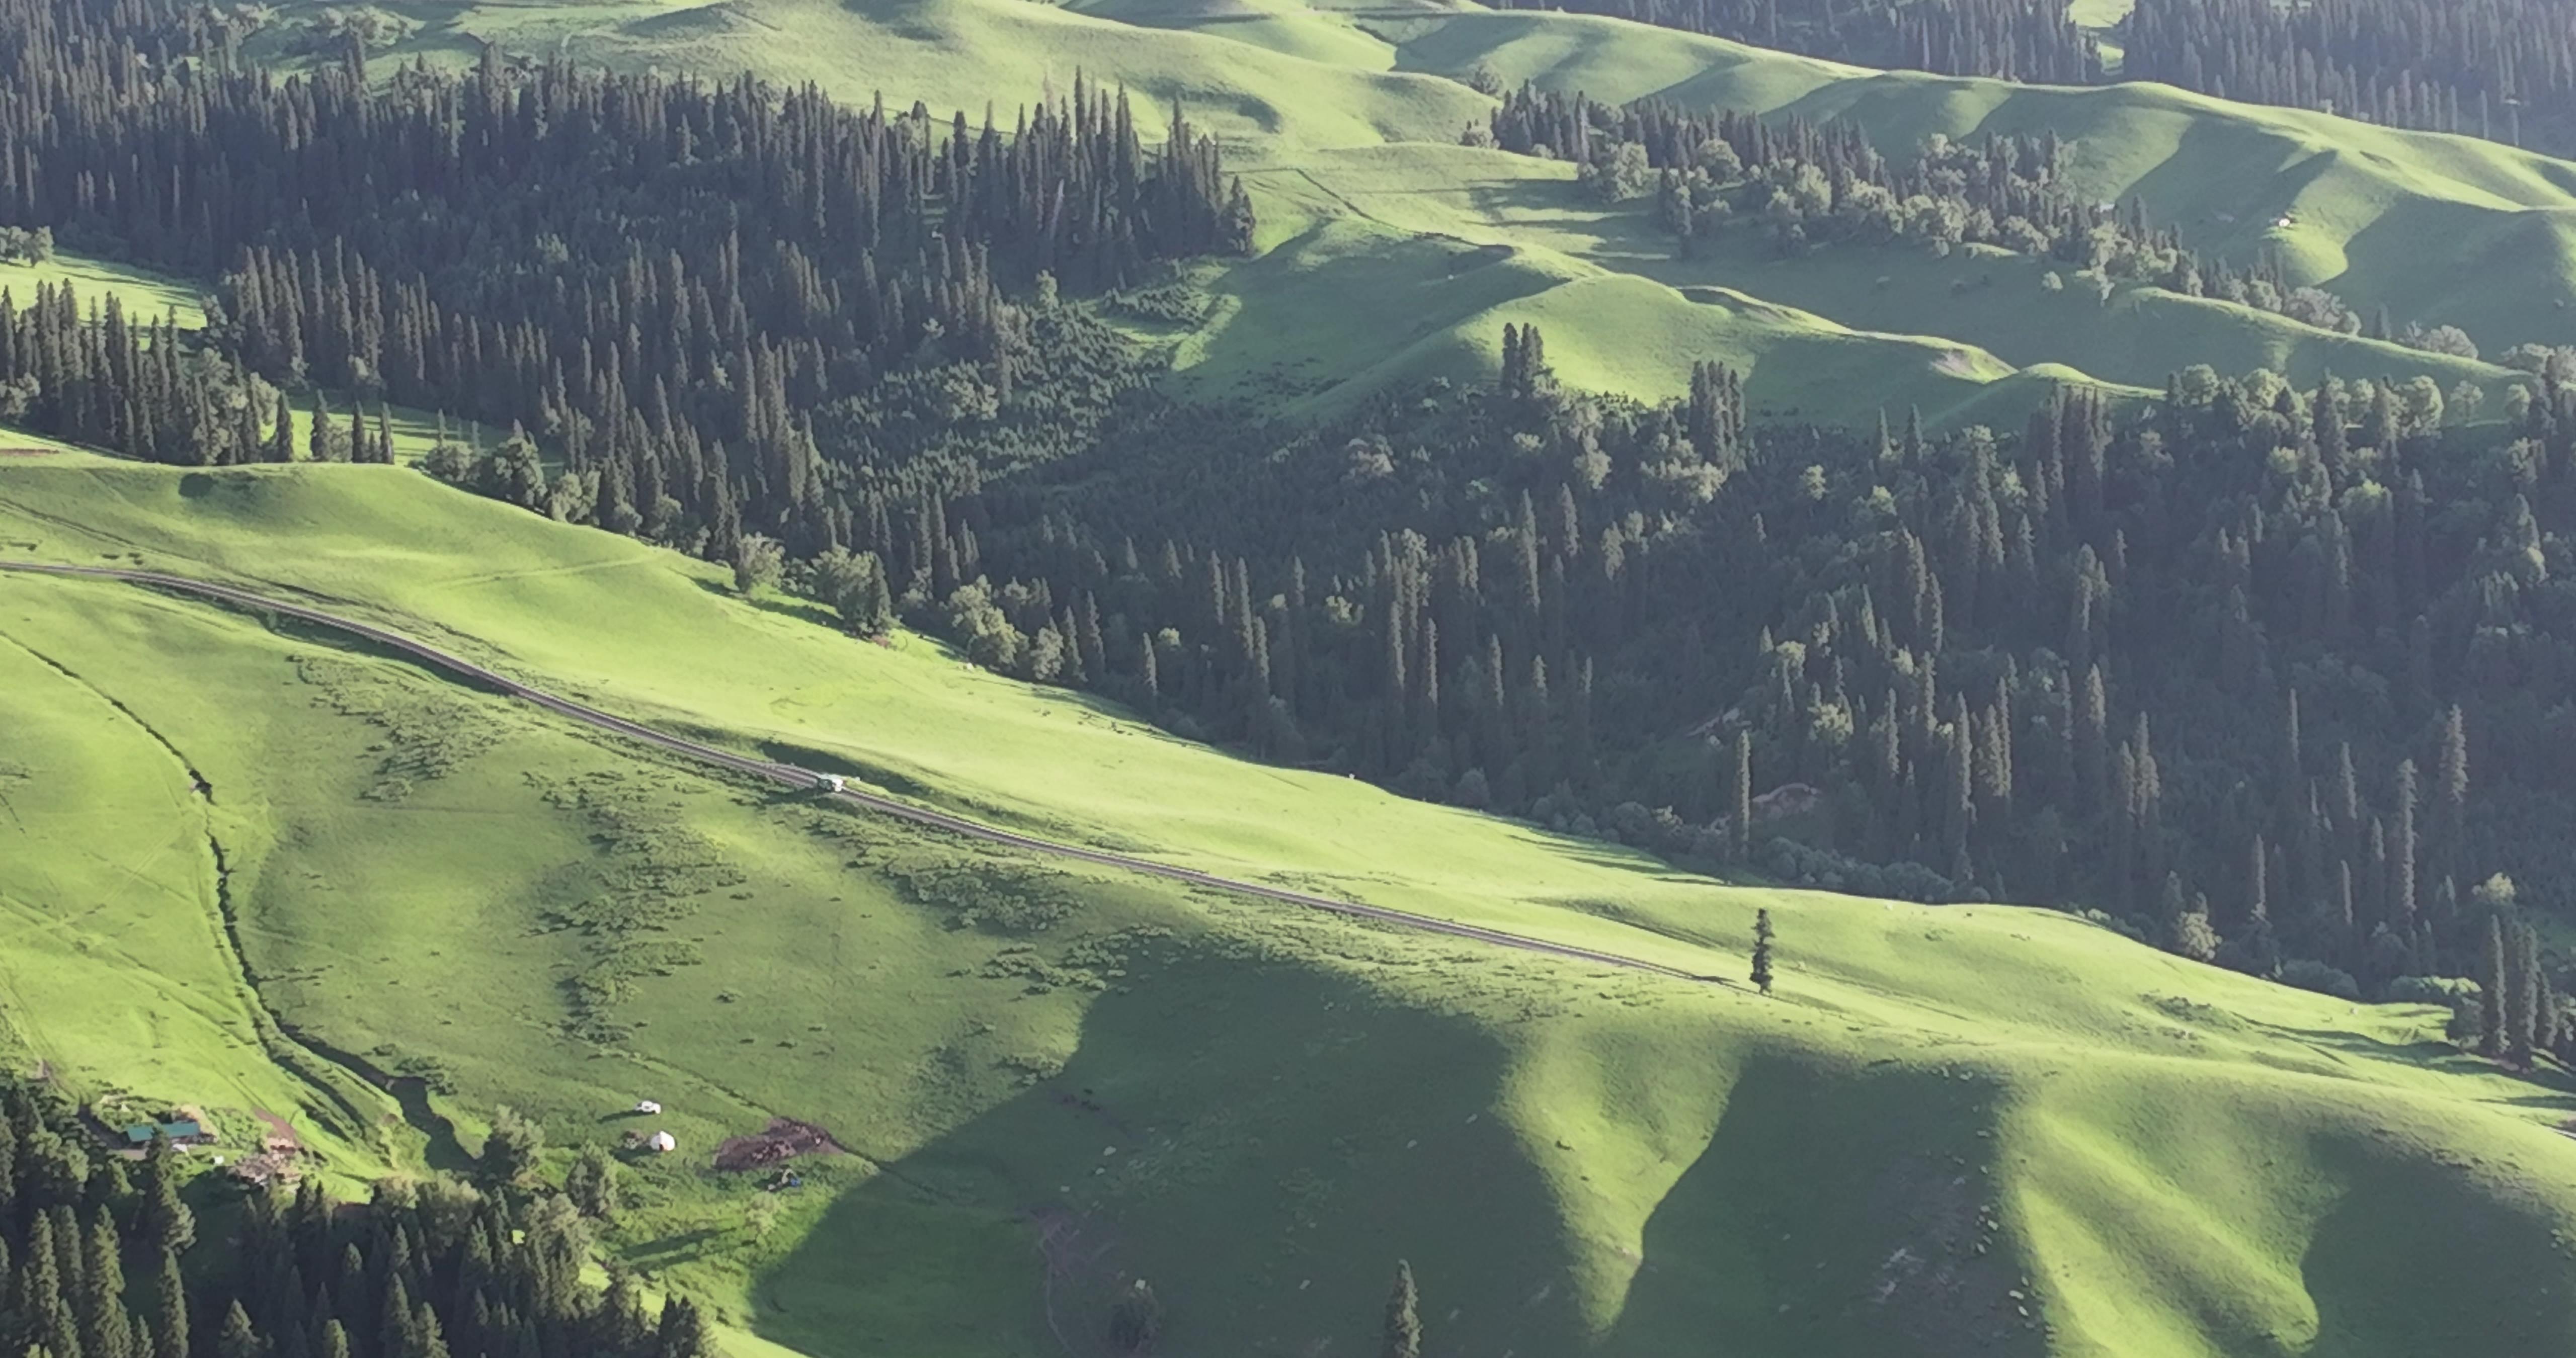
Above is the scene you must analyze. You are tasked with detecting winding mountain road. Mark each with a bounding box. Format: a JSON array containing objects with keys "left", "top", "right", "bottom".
[{"left": 0, "top": 559, "right": 1723, "bottom": 985}]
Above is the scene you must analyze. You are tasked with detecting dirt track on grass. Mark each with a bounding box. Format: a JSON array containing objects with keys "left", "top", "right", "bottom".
[{"left": 0, "top": 559, "right": 1726, "bottom": 986}]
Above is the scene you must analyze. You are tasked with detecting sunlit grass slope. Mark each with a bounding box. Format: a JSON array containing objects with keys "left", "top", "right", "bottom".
[
  {"left": 1375, "top": 11, "right": 2576, "bottom": 350},
  {"left": 1166, "top": 216, "right": 2134, "bottom": 420},
  {"left": 0, "top": 252, "right": 206, "bottom": 326},
  {"left": 230, "top": 0, "right": 2555, "bottom": 422},
  {"left": 0, "top": 580, "right": 407, "bottom": 1181},
  {"left": 254, "top": 0, "right": 1487, "bottom": 152},
  {"left": 6, "top": 461, "right": 2576, "bottom": 1356},
  {"left": 1256, "top": 143, "right": 2528, "bottom": 400}
]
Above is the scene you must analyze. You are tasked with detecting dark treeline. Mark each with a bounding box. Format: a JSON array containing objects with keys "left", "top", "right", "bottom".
[
  {"left": 0, "top": 0, "right": 1251, "bottom": 544},
  {"left": 865, "top": 327, "right": 2576, "bottom": 1005},
  {"left": 1480, "top": 85, "right": 2445, "bottom": 346},
  {"left": 1477, "top": 0, "right": 2101, "bottom": 84},
  {"left": 0, "top": 1077, "right": 715, "bottom": 1358},
  {"left": 2122, "top": 0, "right": 2576, "bottom": 154}
]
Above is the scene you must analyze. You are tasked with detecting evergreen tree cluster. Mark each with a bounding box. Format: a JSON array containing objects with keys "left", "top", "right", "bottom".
[
  {"left": 2121, "top": 0, "right": 2576, "bottom": 154},
  {"left": 1477, "top": 0, "right": 2101, "bottom": 84},
  {"left": 0, "top": 1078, "right": 715, "bottom": 1358},
  {"left": 2469, "top": 908, "right": 2572, "bottom": 1066},
  {"left": 0, "top": 0, "right": 1251, "bottom": 543},
  {"left": 1482, "top": 87, "right": 2394, "bottom": 338}
]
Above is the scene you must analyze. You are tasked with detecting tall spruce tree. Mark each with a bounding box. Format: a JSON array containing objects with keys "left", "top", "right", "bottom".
[
  {"left": 151, "top": 1250, "right": 186, "bottom": 1358},
  {"left": 2481, "top": 916, "right": 2509, "bottom": 1058},
  {"left": 1381, "top": 1261, "right": 1421, "bottom": 1358},
  {"left": 2511, "top": 924, "right": 2541, "bottom": 1069},
  {"left": 136, "top": 1136, "right": 191, "bottom": 1258},
  {"left": 1751, "top": 908, "right": 1777, "bottom": 995},
  {"left": 1731, "top": 729, "right": 1754, "bottom": 860}
]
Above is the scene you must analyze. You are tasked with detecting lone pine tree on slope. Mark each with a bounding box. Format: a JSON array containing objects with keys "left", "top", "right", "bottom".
[
  {"left": 1383, "top": 1260, "right": 1422, "bottom": 1358},
  {"left": 1751, "top": 908, "right": 1777, "bottom": 995}
]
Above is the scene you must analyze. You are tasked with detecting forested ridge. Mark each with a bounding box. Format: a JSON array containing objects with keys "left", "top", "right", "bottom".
[
  {"left": 2120, "top": 0, "right": 2576, "bottom": 152},
  {"left": 0, "top": 0, "right": 1250, "bottom": 545},
  {"left": 921, "top": 336, "right": 2576, "bottom": 1029},
  {"left": 1477, "top": 0, "right": 2576, "bottom": 156},
  {"left": 1482, "top": 84, "right": 2486, "bottom": 354},
  {"left": 0, "top": 1078, "right": 711, "bottom": 1358},
  {"left": 5, "top": 0, "right": 2576, "bottom": 1021}
]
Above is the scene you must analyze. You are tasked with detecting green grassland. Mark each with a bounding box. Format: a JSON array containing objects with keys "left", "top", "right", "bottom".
[
  {"left": 1376, "top": 11, "right": 2576, "bottom": 347},
  {"left": 1255, "top": 142, "right": 2526, "bottom": 399},
  {"left": 0, "top": 252, "right": 206, "bottom": 326},
  {"left": 1158, "top": 216, "right": 2129, "bottom": 422},
  {"left": 224, "top": 0, "right": 2573, "bottom": 426},
  {"left": 6, "top": 462, "right": 2576, "bottom": 1355},
  {"left": 18, "top": 2, "right": 2576, "bottom": 1349}
]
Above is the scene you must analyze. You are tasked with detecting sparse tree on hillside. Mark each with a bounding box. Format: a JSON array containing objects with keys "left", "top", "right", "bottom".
[
  {"left": 309, "top": 392, "right": 348, "bottom": 463},
  {"left": 1751, "top": 908, "right": 1777, "bottom": 995},
  {"left": 1382, "top": 1260, "right": 1421, "bottom": 1358},
  {"left": 566, "top": 1144, "right": 621, "bottom": 1220},
  {"left": 2537, "top": 965, "right": 2561, "bottom": 1060},
  {"left": 480, "top": 1107, "right": 543, "bottom": 1188},
  {"left": 267, "top": 391, "right": 295, "bottom": 463},
  {"left": 2481, "top": 916, "right": 2509, "bottom": 1058},
  {"left": 2510, "top": 924, "right": 2541, "bottom": 1069},
  {"left": 732, "top": 535, "right": 785, "bottom": 594},
  {"left": 817, "top": 549, "right": 898, "bottom": 637},
  {"left": 1730, "top": 729, "right": 1753, "bottom": 861}
]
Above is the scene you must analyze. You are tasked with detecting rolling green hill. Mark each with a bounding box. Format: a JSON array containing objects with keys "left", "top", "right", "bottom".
[
  {"left": 6, "top": 460, "right": 2576, "bottom": 1357},
  {"left": 230, "top": 0, "right": 2575, "bottom": 424}
]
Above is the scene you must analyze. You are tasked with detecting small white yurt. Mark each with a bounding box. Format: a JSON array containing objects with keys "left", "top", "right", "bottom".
[{"left": 648, "top": 1130, "right": 677, "bottom": 1154}]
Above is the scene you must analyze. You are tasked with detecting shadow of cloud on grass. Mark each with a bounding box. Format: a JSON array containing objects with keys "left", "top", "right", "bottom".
[{"left": 745, "top": 947, "right": 1591, "bottom": 1358}]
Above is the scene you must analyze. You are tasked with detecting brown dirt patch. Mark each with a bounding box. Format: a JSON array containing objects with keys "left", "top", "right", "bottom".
[
  {"left": 713, "top": 1117, "right": 846, "bottom": 1173},
  {"left": 254, "top": 1109, "right": 302, "bottom": 1151}
]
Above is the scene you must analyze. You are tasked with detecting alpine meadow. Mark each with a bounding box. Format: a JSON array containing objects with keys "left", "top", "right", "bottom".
[{"left": 4, "top": 0, "right": 2576, "bottom": 1353}]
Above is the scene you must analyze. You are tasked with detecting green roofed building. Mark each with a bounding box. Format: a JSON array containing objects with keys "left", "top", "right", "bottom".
[{"left": 122, "top": 1120, "right": 204, "bottom": 1145}]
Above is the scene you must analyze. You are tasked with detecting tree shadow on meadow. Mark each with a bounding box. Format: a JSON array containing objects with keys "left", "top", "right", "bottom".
[{"left": 745, "top": 948, "right": 1597, "bottom": 1358}]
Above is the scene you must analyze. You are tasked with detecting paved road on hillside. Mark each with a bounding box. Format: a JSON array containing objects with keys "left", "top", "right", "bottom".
[{"left": 0, "top": 559, "right": 1723, "bottom": 985}]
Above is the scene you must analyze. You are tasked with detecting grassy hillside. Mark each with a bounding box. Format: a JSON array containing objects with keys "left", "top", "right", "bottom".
[
  {"left": 1257, "top": 142, "right": 2526, "bottom": 398},
  {"left": 1162, "top": 216, "right": 2132, "bottom": 420},
  {"left": 6, "top": 461, "right": 2576, "bottom": 1357},
  {"left": 219, "top": 0, "right": 2562, "bottom": 424},
  {"left": 0, "top": 252, "right": 205, "bottom": 325},
  {"left": 0, "top": 599, "right": 400, "bottom": 1182},
  {"left": 1375, "top": 11, "right": 2576, "bottom": 350}
]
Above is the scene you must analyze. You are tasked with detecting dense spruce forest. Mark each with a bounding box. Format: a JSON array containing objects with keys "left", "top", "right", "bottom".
[
  {"left": 2121, "top": 0, "right": 2576, "bottom": 153},
  {"left": 0, "top": 1077, "right": 711, "bottom": 1358},
  {"left": 0, "top": 0, "right": 1250, "bottom": 540},
  {"left": 5, "top": 0, "right": 2576, "bottom": 1017},
  {"left": 1478, "top": 0, "right": 2576, "bottom": 156}
]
